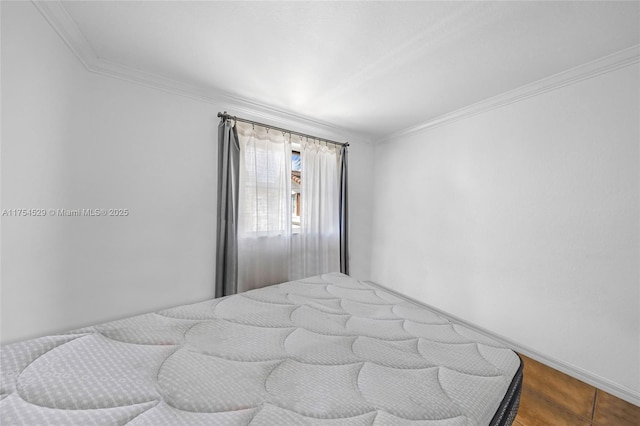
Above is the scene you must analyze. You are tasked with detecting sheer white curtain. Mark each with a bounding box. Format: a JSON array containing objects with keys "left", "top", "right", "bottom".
[
  {"left": 236, "top": 123, "right": 292, "bottom": 292},
  {"left": 290, "top": 139, "right": 340, "bottom": 279}
]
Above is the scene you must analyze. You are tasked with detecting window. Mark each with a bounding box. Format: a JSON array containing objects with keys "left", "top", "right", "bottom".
[
  {"left": 217, "top": 118, "right": 348, "bottom": 295},
  {"left": 291, "top": 151, "right": 301, "bottom": 232}
]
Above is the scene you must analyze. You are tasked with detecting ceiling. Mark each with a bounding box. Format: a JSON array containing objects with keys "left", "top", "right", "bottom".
[{"left": 58, "top": 1, "right": 639, "bottom": 140}]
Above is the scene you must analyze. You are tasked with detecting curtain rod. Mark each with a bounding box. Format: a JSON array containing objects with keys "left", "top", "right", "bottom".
[{"left": 218, "top": 112, "right": 349, "bottom": 147}]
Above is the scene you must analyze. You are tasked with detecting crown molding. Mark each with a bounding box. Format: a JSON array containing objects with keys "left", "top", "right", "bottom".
[
  {"left": 32, "top": 0, "right": 99, "bottom": 70},
  {"left": 94, "top": 57, "right": 365, "bottom": 143},
  {"left": 32, "top": 1, "right": 638, "bottom": 146},
  {"left": 377, "top": 44, "right": 640, "bottom": 144},
  {"left": 31, "top": 1, "right": 369, "bottom": 145},
  {"left": 366, "top": 280, "right": 640, "bottom": 407}
]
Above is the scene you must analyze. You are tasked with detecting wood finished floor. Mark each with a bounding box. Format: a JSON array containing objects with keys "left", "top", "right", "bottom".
[{"left": 514, "top": 354, "right": 640, "bottom": 426}]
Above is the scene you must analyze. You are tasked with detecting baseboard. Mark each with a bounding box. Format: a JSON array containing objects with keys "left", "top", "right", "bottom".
[{"left": 365, "top": 280, "right": 640, "bottom": 407}]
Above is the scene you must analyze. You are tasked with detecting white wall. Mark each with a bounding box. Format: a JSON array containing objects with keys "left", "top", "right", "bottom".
[
  {"left": 1, "top": 1, "right": 218, "bottom": 343},
  {"left": 1, "top": 1, "right": 374, "bottom": 343},
  {"left": 370, "top": 63, "right": 639, "bottom": 400}
]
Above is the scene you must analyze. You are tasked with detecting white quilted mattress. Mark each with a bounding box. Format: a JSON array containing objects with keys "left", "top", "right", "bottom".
[{"left": 0, "top": 273, "right": 521, "bottom": 425}]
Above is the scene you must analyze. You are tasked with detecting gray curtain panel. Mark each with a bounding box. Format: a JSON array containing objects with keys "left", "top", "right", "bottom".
[
  {"left": 215, "top": 119, "right": 240, "bottom": 297},
  {"left": 339, "top": 145, "right": 350, "bottom": 275}
]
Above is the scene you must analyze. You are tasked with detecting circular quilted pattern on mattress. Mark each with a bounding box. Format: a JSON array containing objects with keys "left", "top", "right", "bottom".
[{"left": 0, "top": 273, "right": 520, "bottom": 425}]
